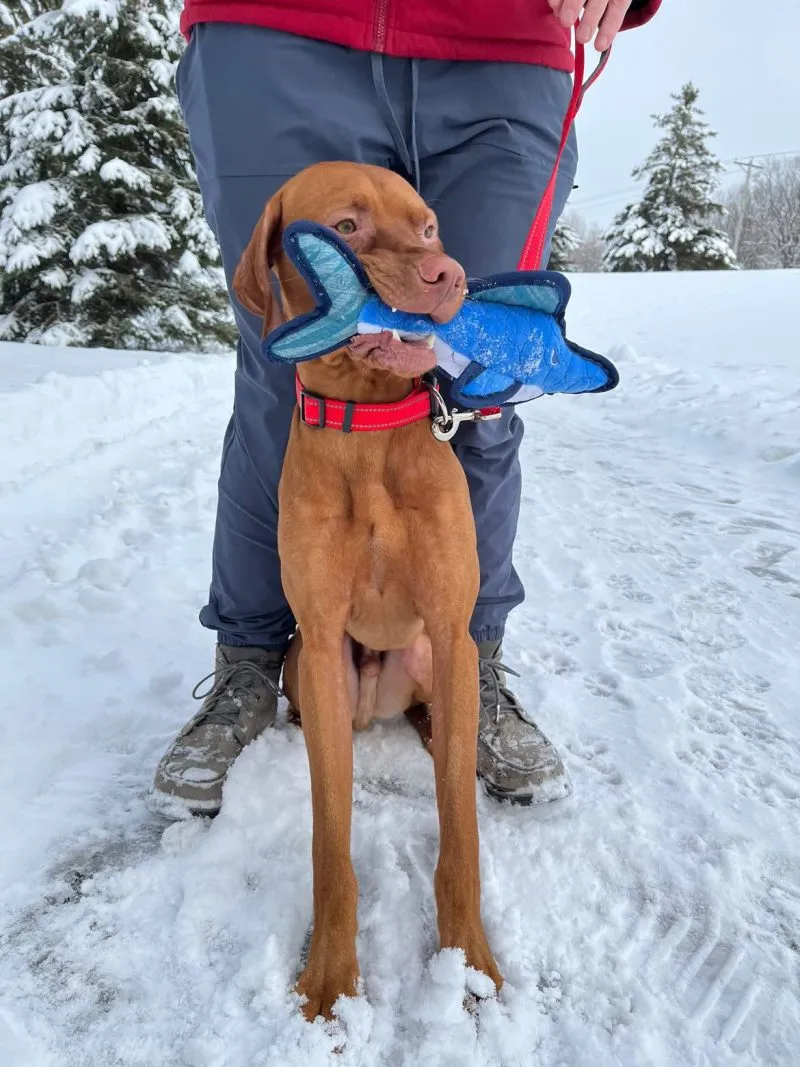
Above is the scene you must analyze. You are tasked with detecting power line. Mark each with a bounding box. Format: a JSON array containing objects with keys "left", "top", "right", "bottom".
[
  {"left": 569, "top": 149, "right": 800, "bottom": 211},
  {"left": 569, "top": 184, "right": 643, "bottom": 208},
  {"left": 725, "top": 149, "right": 800, "bottom": 162}
]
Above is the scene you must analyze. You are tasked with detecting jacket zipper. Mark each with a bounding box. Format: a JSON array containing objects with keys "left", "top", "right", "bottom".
[{"left": 374, "top": 0, "right": 389, "bottom": 52}]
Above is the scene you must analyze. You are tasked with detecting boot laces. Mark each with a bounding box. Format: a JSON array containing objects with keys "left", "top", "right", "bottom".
[
  {"left": 478, "top": 655, "right": 522, "bottom": 726},
  {"left": 189, "top": 660, "right": 282, "bottom": 727}
]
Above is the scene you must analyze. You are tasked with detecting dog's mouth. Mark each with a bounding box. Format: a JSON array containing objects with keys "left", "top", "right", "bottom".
[{"left": 348, "top": 329, "right": 437, "bottom": 378}]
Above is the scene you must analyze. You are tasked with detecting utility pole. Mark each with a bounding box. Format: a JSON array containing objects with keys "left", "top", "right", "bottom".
[{"left": 732, "top": 157, "right": 764, "bottom": 258}]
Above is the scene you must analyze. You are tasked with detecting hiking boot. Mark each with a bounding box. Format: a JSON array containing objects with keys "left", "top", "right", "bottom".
[
  {"left": 477, "top": 640, "right": 572, "bottom": 805},
  {"left": 146, "top": 644, "right": 284, "bottom": 819}
]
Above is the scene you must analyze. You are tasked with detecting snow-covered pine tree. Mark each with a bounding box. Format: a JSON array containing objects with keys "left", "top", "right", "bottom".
[
  {"left": 0, "top": 0, "right": 39, "bottom": 37},
  {"left": 547, "top": 219, "right": 580, "bottom": 272},
  {"left": 0, "top": 0, "right": 235, "bottom": 349},
  {"left": 603, "top": 83, "right": 735, "bottom": 272}
]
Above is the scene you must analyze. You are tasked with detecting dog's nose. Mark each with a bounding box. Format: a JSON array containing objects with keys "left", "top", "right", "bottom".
[{"left": 417, "top": 254, "right": 465, "bottom": 296}]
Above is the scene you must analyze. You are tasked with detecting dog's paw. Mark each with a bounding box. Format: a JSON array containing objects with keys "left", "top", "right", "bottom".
[
  {"left": 296, "top": 951, "right": 360, "bottom": 1022},
  {"left": 440, "top": 923, "right": 503, "bottom": 994}
]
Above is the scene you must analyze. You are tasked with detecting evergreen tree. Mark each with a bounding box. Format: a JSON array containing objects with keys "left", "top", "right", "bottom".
[
  {"left": 547, "top": 219, "right": 580, "bottom": 272},
  {"left": 0, "top": 0, "right": 235, "bottom": 349},
  {"left": 603, "top": 83, "right": 735, "bottom": 272},
  {"left": 1, "top": 0, "right": 43, "bottom": 37}
]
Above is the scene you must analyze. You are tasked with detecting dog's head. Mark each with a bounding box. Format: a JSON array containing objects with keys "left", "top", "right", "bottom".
[{"left": 233, "top": 162, "right": 466, "bottom": 380}]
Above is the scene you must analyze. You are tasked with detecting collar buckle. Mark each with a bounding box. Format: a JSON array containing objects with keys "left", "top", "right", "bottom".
[{"left": 298, "top": 388, "right": 326, "bottom": 429}]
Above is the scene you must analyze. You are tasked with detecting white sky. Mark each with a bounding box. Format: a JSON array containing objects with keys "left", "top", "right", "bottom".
[{"left": 571, "top": 0, "right": 800, "bottom": 225}]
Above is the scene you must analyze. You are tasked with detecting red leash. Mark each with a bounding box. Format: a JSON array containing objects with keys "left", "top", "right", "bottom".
[{"left": 517, "top": 35, "right": 611, "bottom": 272}]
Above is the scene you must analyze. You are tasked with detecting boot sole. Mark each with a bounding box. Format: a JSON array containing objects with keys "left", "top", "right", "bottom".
[
  {"left": 483, "top": 780, "right": 535, "bottom": 806},
  {"left": 482, "top": 775, "right": 573, "bottom": 807},
  {"left": 145, "top": 786, "right": 220, "bottom": 821}
]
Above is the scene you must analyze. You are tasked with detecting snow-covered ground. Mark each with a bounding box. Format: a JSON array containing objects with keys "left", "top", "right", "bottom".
[{"left": 1, "top": 270, "right": 799, "bottom": 1066}]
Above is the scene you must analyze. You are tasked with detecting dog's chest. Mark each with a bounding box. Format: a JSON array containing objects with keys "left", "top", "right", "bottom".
[
  {"left": 351, "top": 482, "right": 412, "bottom": 576},
  {"left": 341, "top": 480, "right": 423, "bottom": 644}
]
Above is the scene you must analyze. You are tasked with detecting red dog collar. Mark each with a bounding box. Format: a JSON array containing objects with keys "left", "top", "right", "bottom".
[
  {"left": 295, "top": 372, "right": 502, "bottom": 436},
  {"left": 296, "top": 372, "right": 438, "bottom": 433}
]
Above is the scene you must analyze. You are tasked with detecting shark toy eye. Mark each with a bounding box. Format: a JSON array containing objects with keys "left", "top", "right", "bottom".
[{"left": 335, "top": 219, "right": 357, "bottom": 235}]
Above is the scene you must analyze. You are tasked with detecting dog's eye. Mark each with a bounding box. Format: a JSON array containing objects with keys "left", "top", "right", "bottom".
[
  {"left": 424, "top": 224, "right": 436, "bottom": 239},
  {"left": 335, "top": 219, "right": 357, "bottom": 235}
]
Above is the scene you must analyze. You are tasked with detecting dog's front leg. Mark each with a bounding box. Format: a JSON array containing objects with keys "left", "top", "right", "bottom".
[
  {"left": 428, "top": 625, "right": 502, "bottom": 990},
  {"left": 295, "top": 631, "right": 359, "bottom": 1021}
]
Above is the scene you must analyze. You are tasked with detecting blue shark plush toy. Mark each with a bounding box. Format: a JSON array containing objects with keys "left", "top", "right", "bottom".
[{"left": 264, "top": 221, "right": 618, "bottom": 408}]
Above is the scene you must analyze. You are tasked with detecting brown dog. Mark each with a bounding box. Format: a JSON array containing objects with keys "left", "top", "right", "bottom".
[{"left": 233, "top": 161, "right": 501, "bottom": 1021}]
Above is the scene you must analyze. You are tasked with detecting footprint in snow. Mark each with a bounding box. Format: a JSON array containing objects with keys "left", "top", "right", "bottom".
[{"left": 606, "top": 573, "right": 656, "bottom": 604}]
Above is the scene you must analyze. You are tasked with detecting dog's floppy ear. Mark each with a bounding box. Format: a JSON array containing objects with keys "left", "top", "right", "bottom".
[{"left": 233, "top": 193, "right": 283, "bottom": 332}]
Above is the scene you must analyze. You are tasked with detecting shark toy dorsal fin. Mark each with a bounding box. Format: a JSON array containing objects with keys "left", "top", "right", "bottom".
[
  {"left": 265, "top": 222, "right": 372, "bottom": 363},
  {"left": 467, "top": 270, "right": 569, "bottom": 317}
]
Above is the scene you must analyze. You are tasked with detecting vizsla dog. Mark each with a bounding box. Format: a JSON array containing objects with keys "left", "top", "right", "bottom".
[{"left": 233, "top": 161, "right": 502, "bottom": 1020}]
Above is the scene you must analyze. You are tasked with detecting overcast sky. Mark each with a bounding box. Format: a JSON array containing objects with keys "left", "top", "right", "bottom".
[{"left": 570, "top": 0, "right": 800, "bottom": 226}]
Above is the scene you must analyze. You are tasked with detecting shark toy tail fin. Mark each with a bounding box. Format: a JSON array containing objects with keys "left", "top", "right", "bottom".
[{"left": 264, "top": 222, "right": 372, "bottom": 364}]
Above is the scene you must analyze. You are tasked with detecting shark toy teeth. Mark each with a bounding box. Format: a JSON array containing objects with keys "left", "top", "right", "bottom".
[{"left": 264, "top": 221, "right": 619, "bottom": 407}]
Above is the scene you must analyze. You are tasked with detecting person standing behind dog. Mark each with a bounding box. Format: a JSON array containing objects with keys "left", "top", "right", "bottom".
[{"left": 148, "top": 0, "right": 661, "bottom": 819}]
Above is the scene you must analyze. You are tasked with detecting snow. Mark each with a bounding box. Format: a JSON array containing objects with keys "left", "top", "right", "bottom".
[
  {"left": 170, "top": 185, "right": 197, "bottom": 222},
  {"left": 76, "top": 144, "right": 101, "bottom": 173},
  {"left": 148, "top": 57, "right": 176, "bottom": 88},
  {"left": 61, "top": 0, "right": 121, "bottom": 20},
  {"left": 71, "top": 267, "right": 108, "bottom": 304},
  {"left": 0, "top": 230, "right": 64, "bottom": 273},
  {"left": 39, "top": 265, "right": 69, "bottom": 290},
  {"left": 0, "top": 180, "right": 66, "bottom": 229},
  {"left": 99, "top": 158, "right": 153, "bottom": 192},
  {"left": 0, "top": 269, "right": 799, "bottom": 1066},
  {"left": 61, "top": 107, "right": 93, "bottom": 158},
  {"left": 70, "top": 216, "right": 172, "bottom": 263}
]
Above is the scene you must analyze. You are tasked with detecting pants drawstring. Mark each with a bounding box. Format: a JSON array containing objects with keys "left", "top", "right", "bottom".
[
  {"left": 409, "top": 58, "right": 421, "bottom": 193},
  {"left": 370, "top": 53, "right": 421, "bottom": 192}
]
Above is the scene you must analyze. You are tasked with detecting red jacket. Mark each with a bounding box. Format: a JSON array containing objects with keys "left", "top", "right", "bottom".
[{"left": 180, "top": 0, "right": 661, "bottom": 69}]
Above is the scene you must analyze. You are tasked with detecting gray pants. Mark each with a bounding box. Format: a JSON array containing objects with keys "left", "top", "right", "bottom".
[{"left": 177, "top": 24, "right": 577, "bottom": 649}]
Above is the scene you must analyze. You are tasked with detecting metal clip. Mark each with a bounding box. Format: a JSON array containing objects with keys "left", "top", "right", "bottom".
[
  {"left": 431, "top": 408, "right": 478, "bottom": 441},
  {"left": 429, "top": 386, "right": 502, "bottom": 442}
]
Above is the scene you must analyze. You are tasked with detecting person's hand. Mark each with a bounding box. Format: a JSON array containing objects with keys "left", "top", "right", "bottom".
[{"left": 547, "top": 0, "right": 634, "bottom": 50}]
